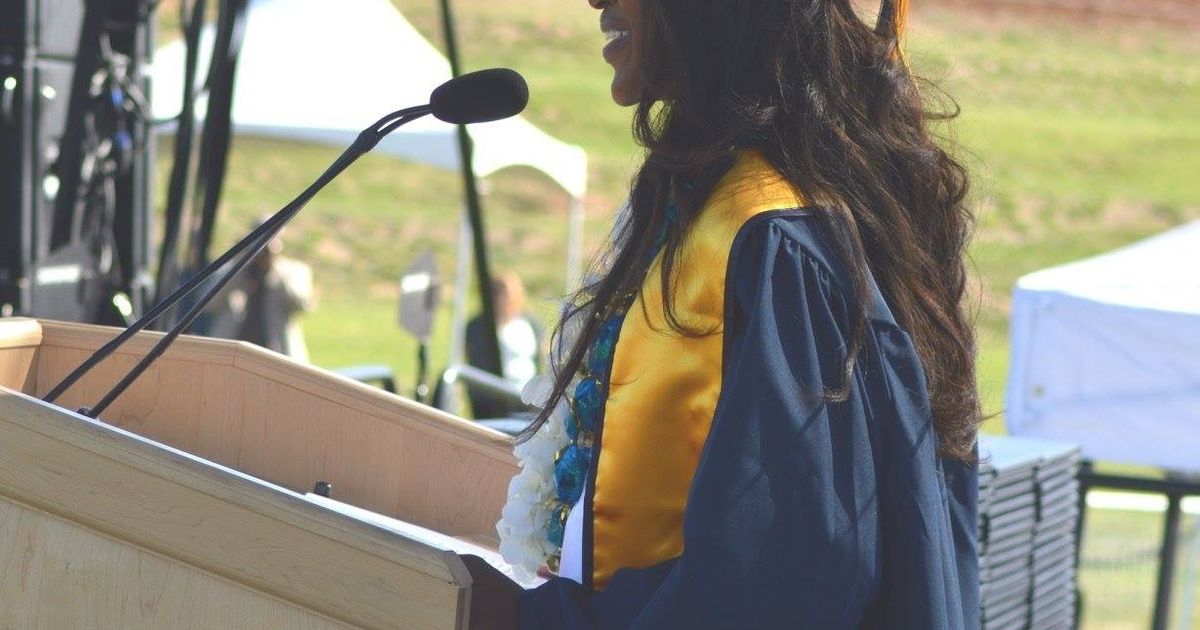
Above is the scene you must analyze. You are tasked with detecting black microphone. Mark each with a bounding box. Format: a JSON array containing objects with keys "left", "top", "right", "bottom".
[
  {"left": 45, "top": 68, "right": 529, "bottom": 417},
  {"left": 430, "top": 68, "right": 528, "bottom": 124}
]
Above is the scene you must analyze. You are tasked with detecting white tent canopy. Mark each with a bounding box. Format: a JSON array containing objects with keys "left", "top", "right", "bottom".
[
  {"left": 151, "top": 0, "right": 588, "bottom": 199},
  {"left": 1006, "top": 221, "right": 1200, "bottom": 473}
]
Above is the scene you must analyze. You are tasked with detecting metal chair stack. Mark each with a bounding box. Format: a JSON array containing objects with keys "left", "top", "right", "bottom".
[{"left": 978, "top": 435, "right": 1082, "bottom": 630}]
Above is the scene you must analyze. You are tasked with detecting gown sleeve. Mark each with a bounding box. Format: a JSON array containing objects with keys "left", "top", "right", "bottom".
[{"left": 518, "top": 214, "right": 979, "bottom": 630}]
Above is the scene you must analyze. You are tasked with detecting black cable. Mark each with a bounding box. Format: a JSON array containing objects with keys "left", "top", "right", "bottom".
[
  {"left": 50, "top": 0, "right": 115, "bottom": 250},
  {"left": 188, "top": 0, "right": 249, "bottom": 275},
  {"left": 85, "top": 224, "right": 274, "bottom": 417},
  {"left": 436, "top": 0, "right": 504, "bottom": 377},
  {"left": 155, "top": 0, "right": 209, "bottom": 313},
  {"left": 83, "top": 129, "right": 378, "bottom": 417},
  {"left": 43, "top": 206, "right": 287, "bottom": 403},
  {"left": 44, "top": 107, "right": 427, "bottom": 408}
]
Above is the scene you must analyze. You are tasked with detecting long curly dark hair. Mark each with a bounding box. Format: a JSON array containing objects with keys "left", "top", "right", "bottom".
[{"left": 520, "top": 0, "right": 980, "bottom": 461}]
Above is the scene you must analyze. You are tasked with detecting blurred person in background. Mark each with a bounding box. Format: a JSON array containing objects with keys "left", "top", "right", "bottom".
[
  {"left": 207, "top": 221, "right": 315, "bottom": 362},
  {"left": 469, "top": 0, "right": 982, "bottom": 627},
  {"left": 466, "top": 271, "right": 542, "bottom": 417}
]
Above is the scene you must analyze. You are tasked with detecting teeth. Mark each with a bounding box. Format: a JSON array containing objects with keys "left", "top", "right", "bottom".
[{"left": 604, "top": 30, "right": 629, "bottom": 44}]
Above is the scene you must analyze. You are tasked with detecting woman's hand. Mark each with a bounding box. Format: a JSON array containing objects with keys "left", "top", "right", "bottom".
[{"left": 461, "top": 555, "right": 522, "bottom": 630}]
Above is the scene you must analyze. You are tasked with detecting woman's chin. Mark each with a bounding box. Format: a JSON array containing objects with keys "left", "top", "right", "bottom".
[{"left": 610, "top": 77, "right": 639, "bottom": 107}]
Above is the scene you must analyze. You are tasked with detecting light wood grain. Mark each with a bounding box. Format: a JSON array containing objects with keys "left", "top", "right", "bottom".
[
  {"left": 0, "top": 496, "right": 359, "bottom": 630},
  {"left": 0, "top": 318, "right": 41, "bottom": 349},
  {"left": 0, "top": 318, "right": 41, "bottom": 394},
  {"left": 21, "top": 319, "right": 519, "bottom": 538},
  {"left": 0, "top": 388, "right": 468, "bottom": 630},
  {"left": 0, "top": 346, "right": 37, "bottom": 395}
]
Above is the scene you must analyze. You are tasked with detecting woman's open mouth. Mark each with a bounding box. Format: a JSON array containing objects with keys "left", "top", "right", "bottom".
[{"left": 601, "top": 16, "right": 630, "bottom": 63}]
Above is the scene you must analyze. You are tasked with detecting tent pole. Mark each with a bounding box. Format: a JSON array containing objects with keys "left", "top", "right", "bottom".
[{"left": 436, "top": 0, "right": 503, "bottom": 378}]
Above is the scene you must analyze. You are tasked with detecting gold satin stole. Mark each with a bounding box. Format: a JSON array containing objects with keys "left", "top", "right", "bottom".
[{"left": 589, "top": 150, "right": 807, "bottom": 588}]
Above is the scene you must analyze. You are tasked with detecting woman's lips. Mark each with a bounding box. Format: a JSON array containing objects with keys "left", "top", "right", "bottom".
[
  {"left": 601, "top": 28, "right": 630, "bottom": 63},
  {"left": 600, "top": 12, "right": 630, "bottom": 64}
]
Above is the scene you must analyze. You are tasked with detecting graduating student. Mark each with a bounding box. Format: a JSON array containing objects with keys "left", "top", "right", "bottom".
[{"left": 468, "top": 0, "right": 982, "bottom": 627}]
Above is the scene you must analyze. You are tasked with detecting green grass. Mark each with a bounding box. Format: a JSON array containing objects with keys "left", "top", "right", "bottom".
[
  {"left": 152, "top": 6, "right": 1200, "bottom": 420},
  {"left": 1079, "top": 509, "right": 1200, "bottom": 629},
  {"left": 153, "top": 4, "right": 1200, "bottom": 626},
  {"left": 164, "top": 2, "right": 1200, "bottom": 414},
  {"left": 288, "top": 5, "right": 1198, "bottom": 427},
  {"left": 155, "top": 0, "right": 1199, "bottom": 443}
]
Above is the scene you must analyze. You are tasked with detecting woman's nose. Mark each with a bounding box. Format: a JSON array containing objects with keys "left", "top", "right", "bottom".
[{"left": 588, "top": 0, "right": 608, "bottom": 9}]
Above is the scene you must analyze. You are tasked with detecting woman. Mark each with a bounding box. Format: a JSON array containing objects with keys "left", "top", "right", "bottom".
[
  {"left": 466, "top": 272, "right": 543, "bottom": 417},
  {"left": 467, "top": 0, "right": 981, "bottom": 627}
]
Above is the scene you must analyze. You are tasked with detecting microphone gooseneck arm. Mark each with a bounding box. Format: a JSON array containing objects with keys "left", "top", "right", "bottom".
[{"left": 44, "top": 105, "right": 431, "bottom": 413}]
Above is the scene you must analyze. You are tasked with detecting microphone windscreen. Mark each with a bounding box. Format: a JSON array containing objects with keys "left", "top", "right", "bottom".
[{"left": 429, "top": 68, "right": 529, "bottom": 125}]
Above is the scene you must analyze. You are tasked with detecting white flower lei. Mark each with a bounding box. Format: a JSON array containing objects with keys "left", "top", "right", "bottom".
[
  {"left": 494, "top": 281, "right": 599, "bottom": 580},
  {"left": 496, "top": 206, "right": 630, "bottom": 580},
  {"left": 495, "top": 373, "right": 574, "bottom": 581}
]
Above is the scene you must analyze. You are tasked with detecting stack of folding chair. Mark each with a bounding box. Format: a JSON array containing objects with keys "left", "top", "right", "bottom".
[{"left": 978, "top": 435, "right": 1082, "bottom": 630}]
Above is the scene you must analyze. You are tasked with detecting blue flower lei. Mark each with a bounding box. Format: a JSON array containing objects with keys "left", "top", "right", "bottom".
[{"left": 545, "top": 202, "right": 678, "bottom": 552}]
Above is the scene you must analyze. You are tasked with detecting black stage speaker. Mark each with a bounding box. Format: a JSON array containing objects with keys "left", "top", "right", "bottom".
[{"left": 0, "top": 0, "right": 153, "bottom": 324}]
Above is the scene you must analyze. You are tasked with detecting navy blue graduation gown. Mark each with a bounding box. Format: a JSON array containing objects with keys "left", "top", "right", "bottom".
[{"left": 518, "top": 213, "right": 979, "bottom": 630}]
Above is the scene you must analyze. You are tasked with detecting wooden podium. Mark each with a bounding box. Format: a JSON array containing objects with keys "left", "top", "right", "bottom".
[{"left": 0, "top": 318, "right": 520, "bottom": 629}]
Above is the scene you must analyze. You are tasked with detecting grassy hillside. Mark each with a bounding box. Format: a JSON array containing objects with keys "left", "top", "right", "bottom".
[{"left": 171, "top": 2, "right": 1200, "bottom": 428}]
